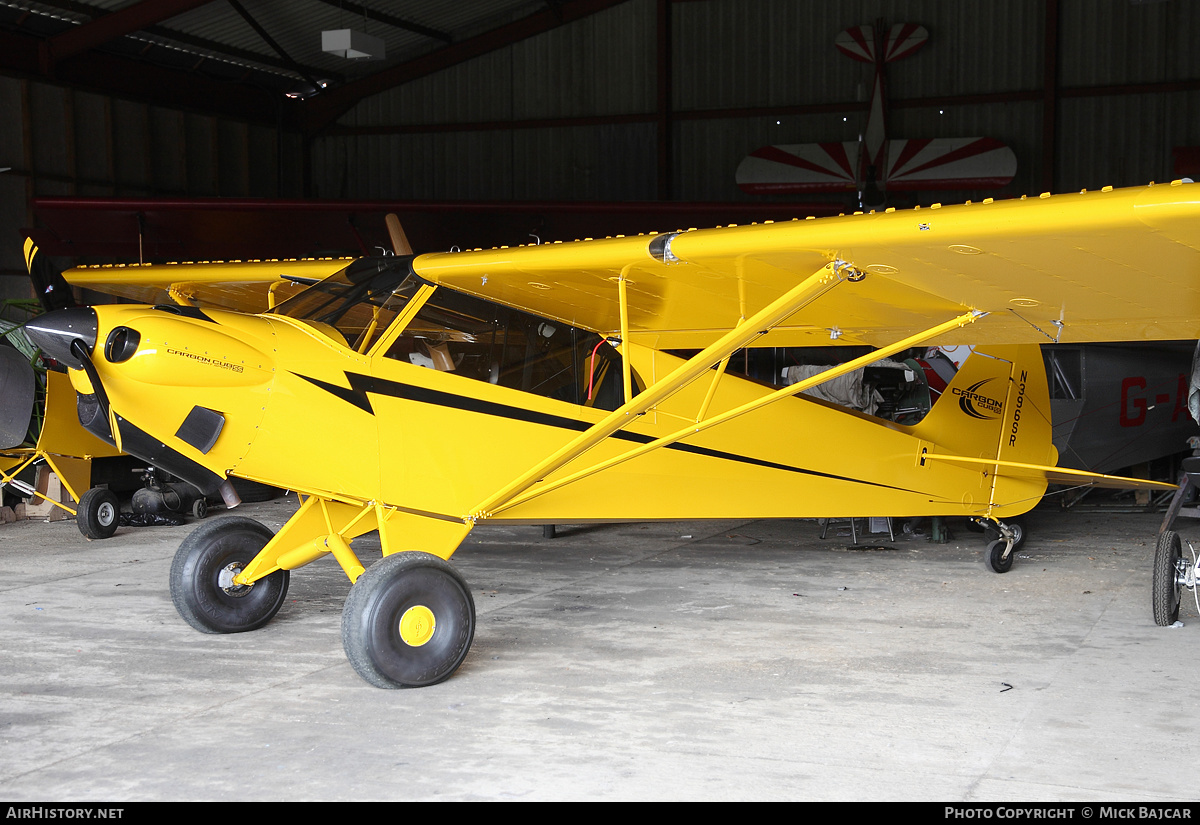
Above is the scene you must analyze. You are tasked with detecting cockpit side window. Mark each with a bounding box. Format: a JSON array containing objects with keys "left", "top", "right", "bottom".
[{"left": 383, "top": 285, "right": 629, "bottom": 410}]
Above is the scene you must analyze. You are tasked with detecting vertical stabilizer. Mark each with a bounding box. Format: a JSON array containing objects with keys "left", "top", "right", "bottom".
[{"left": 910, "top": 344, "right": 1055, "bottom": 516}]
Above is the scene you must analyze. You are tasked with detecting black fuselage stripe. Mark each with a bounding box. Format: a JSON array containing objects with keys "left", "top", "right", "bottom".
[{"left": 295, "top": 371, "right": 927, "bottom": 495}]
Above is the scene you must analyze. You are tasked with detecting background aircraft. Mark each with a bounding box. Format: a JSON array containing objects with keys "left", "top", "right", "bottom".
[{"left": 735, "top": 21, "right": 1017, "bottom": 207}]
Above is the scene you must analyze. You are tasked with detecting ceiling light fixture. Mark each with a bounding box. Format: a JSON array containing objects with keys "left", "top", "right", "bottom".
[{"left": 321, "top": 29, "right": 385, "bottom": 61}]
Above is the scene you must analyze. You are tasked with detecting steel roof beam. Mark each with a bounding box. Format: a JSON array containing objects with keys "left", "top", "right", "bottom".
[
  {"left": 300, "top": 0, "right": 634, "bottom": 134},
  {"left": 0, "top": 28, "right": 293, "bottom": 128},
  {"left": 15, "top": 0, "right": 340, "bottom": 84},
  {"left": 42, "top": 0, "right": 216, "bottom": 68},
  {"left": 308, "top": 0, "right": 452, "bottom": 44},
  {"left": 225, "top": 0, "right": 322, "bottom": 92}
]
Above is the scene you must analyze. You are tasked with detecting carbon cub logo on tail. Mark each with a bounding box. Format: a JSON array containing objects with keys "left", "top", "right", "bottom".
[{"left": 953, "top": 378, "right": 1003, "bottom": 420}]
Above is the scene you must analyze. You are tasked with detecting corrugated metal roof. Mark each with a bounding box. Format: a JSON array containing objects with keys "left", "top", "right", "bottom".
[
  {"left": 340, "top": 0, "right": 654, "bottom": 127},
  {"left": 1, "top": 0, "right": 553, "bottom": 88},
  {"left": 165, "top": 0, "right": 550, "bottom": 77}
]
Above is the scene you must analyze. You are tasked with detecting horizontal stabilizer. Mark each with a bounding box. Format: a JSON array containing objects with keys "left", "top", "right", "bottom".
[
  {"left": 736, "top": 138, "right": 1016, "bottom": 195},
  {"left": 922, "top": 452, "right": 1178, "bottom": 492},
  {"left": 885, "top": 137, "right": 1016, "bottom": 191}
]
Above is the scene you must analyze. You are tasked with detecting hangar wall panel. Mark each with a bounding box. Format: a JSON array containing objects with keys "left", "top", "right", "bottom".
[
  {"left": 1060, "top": 0, "right": 1200, "bottom": 87},
  {"left": 184, "top": 114, "right": 218, "bottom": 196},
  {"left": 150, "top": 109, "right": 188, "bottom": 195},
  {"left": 509, "top": 123, "right": 656, "bottom": 201},
  {"left": 112, "top": 99, "right": 150, "bottom": 194},
  {"left": 312, "top": 120, "right": 656, "bottom": 205},
  {"left": 73, "top": 92, "right": 113, "bottom": 194},
  {"left": 0, "top": 170, "right": 29, "bottom": 300},
  {"left": 0, "top": 72, "right": 303, "bottom": 295},
  {"left": 28, "top": 84, "right": 71, "bottom": 187},
  {"left": 347, "top": 50, "right": 517, "bottom": 128},
  {"left": 217, "top": 120, "right": 249, "bottom": 198},
  {"left": 672, "top": 0, "right": 857, "bottom": 111},
  {"left": 0, "top": 76, "right": 32, "bottom": 298},
  {"left": 0, "top": 77, "right": 23, "bottom": 172},
  {"left": 316, "top": 0, "right": 658, "bottom": 205},
  {"left": 340, "top": 0, "right": 655, "bottom": 129},
  {"left": 1057, "top": 91, "right": 1200, "bottom": 193},
  {"left": 508, "top": 0, "right": 654, "bottom": 120}
]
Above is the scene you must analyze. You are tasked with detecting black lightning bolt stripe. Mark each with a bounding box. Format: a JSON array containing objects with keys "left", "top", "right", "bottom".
[{"left": 294, "top": 370, "right": 930, "bottom": 495}]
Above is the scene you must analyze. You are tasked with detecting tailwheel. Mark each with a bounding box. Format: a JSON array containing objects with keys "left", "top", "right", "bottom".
[
  {"left": 170, "top": 517, "right": 290, "bottom": 633},
  {"left": 986, "top": 539, "right": 1014, "bottom": 573},
  {"left": 1152, "top": 529, "right": 1185, "bottom": 626},
  {"left": 980, "top": 517, "right": 1024, "bottom": 574},
  {"left": 341, "top": 552, "right": 476, "bottom": 689}
]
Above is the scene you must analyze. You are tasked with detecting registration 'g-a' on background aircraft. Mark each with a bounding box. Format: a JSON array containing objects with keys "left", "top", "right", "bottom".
[{"left": 21, "top": 181, "right": 1200, "bottom": 689}]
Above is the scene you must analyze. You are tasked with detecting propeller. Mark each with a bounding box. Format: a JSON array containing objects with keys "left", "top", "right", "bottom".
[
  {"left": 385, "top": 213, "right": 413, "bottom": 256},
  {"left": 22, "top": 237, "right": 76, "bottom": 313}
]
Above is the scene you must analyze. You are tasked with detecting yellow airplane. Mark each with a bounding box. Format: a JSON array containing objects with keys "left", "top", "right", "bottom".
[{"left": 22, "top": 183, "right": 1198, "bottom": 689}]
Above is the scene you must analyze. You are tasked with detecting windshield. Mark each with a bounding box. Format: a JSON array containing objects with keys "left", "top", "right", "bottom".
[{"left": 271, "top": 257, "right": 423, "bottom": 352}]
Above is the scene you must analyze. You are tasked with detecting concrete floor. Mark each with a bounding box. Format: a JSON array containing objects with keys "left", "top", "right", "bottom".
[{"left": 1, "top": 496, "right": 1197, "bottom": 801}]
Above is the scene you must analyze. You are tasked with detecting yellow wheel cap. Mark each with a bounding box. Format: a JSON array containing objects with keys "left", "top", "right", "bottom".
[{"left": 398, "top": 605, "right": 436, "bottom": 647}]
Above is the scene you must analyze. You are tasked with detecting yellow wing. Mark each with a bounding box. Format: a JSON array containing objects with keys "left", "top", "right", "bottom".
[
  {"left": 60, "top": 257, "right": 352, "bottom": 312},
  {"left": 412, "top": 181, "right": 1200, "bottom": 350}
]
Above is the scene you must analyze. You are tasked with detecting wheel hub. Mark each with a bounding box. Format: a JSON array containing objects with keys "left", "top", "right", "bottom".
[
  {"left": 1180, "top": 556, "right": 1199, "bottom": 591},
  {"left": 398, "top": 605, "right": 436, "bottom": 647},
  {"left": 97, "top": 501, "right": 115, "bottom": 527},
  {"left": 218, "top": 562, "right": 251, "bottom": 597}
]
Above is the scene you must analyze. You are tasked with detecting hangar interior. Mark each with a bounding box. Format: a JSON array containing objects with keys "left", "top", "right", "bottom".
[
  {"left": 2, "top": 0, "right": 1199, "bottom": 285},
  {"left": 2, "top": 0, "right": 1200, "bottom": 803}
]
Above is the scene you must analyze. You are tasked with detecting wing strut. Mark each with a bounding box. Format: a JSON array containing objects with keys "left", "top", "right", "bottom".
[
  {"left": 468, "top": 261, "right": 851, "bottom": 520},
  {"left": 485, "top": 307, "right": 987, "bottom": 518},
  {"left": 618, "top": 264, "right": 634, "bottom": 403},
  {"left": 469, "top": 260, "right": 981, "bottom": 521}
]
